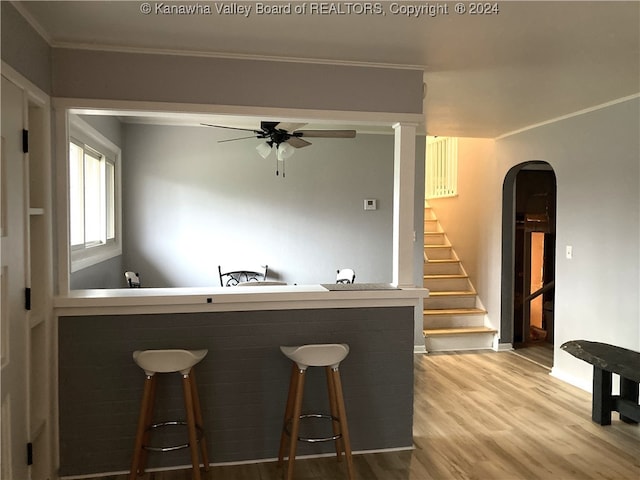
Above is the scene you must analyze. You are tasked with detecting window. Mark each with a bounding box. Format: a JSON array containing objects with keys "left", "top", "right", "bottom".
[
  {"left": 68, "top": 115, "right": 121, "bottom": 272},
  {"left": 426, "top": 136, "right": 458, "bottom": 199}
]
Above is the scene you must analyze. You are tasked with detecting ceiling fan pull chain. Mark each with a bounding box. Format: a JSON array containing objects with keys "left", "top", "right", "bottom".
[{"left": 275, "top": 156, "right": 279, "bottom": 176}]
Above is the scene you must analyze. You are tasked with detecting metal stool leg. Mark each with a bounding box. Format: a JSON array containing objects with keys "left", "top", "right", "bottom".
[{"left": 182, "top": 372, "right": 202, "bottom": 480}]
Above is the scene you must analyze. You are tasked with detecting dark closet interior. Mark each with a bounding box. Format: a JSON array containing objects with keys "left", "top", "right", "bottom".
[{"left": 513, "top": 168, "right": 556, "bottom": 347}]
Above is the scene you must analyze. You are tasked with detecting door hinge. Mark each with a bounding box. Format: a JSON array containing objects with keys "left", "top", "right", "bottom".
[
  {"left": 22, "top": 129, "right": 29, "bottom": 154},
  {"left": 27, "top": 442, "right": 33, "bottom": 465},
  {"left": 25, "top": 287, "right": 31, "bottom": 311}
]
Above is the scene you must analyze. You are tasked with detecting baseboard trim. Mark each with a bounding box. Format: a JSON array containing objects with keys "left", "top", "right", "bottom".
[
  {"left": 550, "top": 367, "right": 592, "bottom": 393},
  {"left": 59, "top": 446, "right": 416, "bottom": 479},
  {"left": 496, "top": 342, "right": 514, "bottom": 352}
]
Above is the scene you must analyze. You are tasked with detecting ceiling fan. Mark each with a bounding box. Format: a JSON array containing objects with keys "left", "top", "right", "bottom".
[{"left": 201, "top": 121, "right": 356, "bottom": 176}]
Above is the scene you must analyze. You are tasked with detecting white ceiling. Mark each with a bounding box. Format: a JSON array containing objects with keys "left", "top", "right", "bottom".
[{"left": 15, "top": 1, "right": 640, "bottom": 138}]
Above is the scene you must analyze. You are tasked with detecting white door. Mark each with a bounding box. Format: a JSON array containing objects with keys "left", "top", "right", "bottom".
[{"left": 1, "top": 75, "right": 30, "bottom": 480}]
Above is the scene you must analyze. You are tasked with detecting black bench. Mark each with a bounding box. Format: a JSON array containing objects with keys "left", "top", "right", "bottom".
[{"left": 561, "top": 340, "right": 640, "bottom": 425}]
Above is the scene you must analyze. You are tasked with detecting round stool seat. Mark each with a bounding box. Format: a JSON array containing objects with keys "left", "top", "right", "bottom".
[
  {"left": 133, "top": 349, "right": 208, "bottom": 375},
  {"left": 280, "top": 344, "right": 349, "bottom": 370}
]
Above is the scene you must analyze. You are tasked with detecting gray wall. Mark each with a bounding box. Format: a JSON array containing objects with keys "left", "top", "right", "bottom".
[
  {"left": 122, "top": 123, "right": 398, "bottom": 287},
  {"left": 2, "top": 11, "right": 426, "bottom": 290},
  {"left": 52, "top": 48, "right": 423, "bottom": 114},
  {"left": 69, "top": 255, "right": 125, "bottom": 289},
  {"left": 1, "top": 2, "right": 52, "bottom": 94},
  {"left": 69, "top": 115, "right": 125, "bottom": 288},
  {"left": 78, "top": 113, "right": 124, "bottom": 146}
]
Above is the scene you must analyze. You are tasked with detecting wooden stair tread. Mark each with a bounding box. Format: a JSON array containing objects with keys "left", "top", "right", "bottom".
[
  {"left": 424, "top": 259, "right": 459, "bottom": 263},
  {"left": 428, "top": 290, "right": 476, "bottom": 296},
  {"left": 423, "top": 308, "right": 487, "bottom": 316},
  {"left": 424, "top": 326, "right": 497, "bottom": 336},
  {"left": 424, "top": 274, "right": 468, "bottom": 279}
]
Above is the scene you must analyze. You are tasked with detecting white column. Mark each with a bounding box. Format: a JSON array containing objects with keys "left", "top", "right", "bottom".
[{"left": 392, "top": 122, "right": 417, "bottom": 288}]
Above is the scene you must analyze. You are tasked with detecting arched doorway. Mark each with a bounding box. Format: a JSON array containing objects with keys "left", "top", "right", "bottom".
[{"left": 501, "top": 161, "right": 557, "bottom": 367}]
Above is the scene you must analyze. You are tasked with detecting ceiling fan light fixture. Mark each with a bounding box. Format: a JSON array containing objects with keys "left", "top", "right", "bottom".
[
  {"left": 256, "top": 141, "right": 272, "bottom": 159},
  {"left": 204, "top": 121, "right": 356, "bottom": 172},
  {"left": 276, "top": 142, "right": 295, "bottom": 161}
]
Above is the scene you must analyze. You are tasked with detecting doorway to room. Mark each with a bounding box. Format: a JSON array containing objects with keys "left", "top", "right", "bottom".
[{"left": 501, "top": 162, "right": 557, "bottom": 369}]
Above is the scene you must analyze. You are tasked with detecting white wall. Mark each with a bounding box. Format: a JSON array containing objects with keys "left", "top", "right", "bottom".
[
  {"left": 427, "top": 138, "right": 497, "bottom": 313},
  {"left": 426, "top": 98, "right": 639, "bottom": 390},
  {"left": 123, "top": 123, "right": 397, "bottom": 287},
  {"left": 498, "top": 98, "right": 639, "bottom": 388}
]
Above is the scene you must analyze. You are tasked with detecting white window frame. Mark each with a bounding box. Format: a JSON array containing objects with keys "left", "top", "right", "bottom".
[
  {"left": 68, "top": 114, "right": 122, "bottom": 272},
  {"left": 426, "top": 136, "right": 458, "bottom": 199}
]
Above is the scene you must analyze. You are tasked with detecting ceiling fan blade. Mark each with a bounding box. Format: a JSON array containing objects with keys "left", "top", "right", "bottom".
[
  {"left": 294, "top": 130, "right": 356, "bottom": 138},
  {"left": 276, "top": 122, "right": 307, "bottom": 132},
  {"left": 260, "top": 121, "right": 280, "bottom": 132},
  {"left": 286, "top": 137, "right": 312, "bottom": 148},
  {"left": 218, "top": 136, "right": 261, "bottom": 143},
  {"left": 201, "top": 123, "right": 261, "bottom": 134}
]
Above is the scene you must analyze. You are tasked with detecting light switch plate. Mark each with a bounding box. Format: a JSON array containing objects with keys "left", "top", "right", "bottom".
[{"left": 364, "top": 199, "right": 377, "bottom": 210}]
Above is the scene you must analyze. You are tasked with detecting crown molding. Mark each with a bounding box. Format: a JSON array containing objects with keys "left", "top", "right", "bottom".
[
  {"left": 10, "top": 0, "right": 53, "bottom": 44},
  {"left": 50, "top": 41, "right": 427, "bottom": 71},
  {"left": 497, "top": 93, "right": 640, "bottom": 140}
]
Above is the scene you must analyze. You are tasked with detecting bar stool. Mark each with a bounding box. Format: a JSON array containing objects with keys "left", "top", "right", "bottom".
[
  {"left": 278, "top": 343, "right": 355, "bottom": 480},
  {"left": 129, "top": 349, "right": 210, "bottom": 480}
]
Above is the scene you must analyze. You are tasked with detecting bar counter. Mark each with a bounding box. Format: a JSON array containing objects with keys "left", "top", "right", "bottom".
[{"left": 55, "top": 284, "right": 427, "bottom": 477}]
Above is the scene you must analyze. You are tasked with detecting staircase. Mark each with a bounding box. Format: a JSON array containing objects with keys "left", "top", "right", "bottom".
[{"left": 423, "top": 204, "right": 497, "bottom": 352}]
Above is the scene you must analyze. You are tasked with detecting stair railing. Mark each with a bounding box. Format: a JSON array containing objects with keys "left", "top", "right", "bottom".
[{"left": 523, "top": 280, "right": 555, "bottom": 303}]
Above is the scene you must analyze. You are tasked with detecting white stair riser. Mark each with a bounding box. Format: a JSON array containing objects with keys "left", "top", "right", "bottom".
[
  {"left": 423, "top": 262, "right": 462, "bottom": 275},
  {"left": 424, "top": 220, "right": 439, "bottom": 233},
  {"left": 424, "top": 313, "right": 486, "bottom": 329},
  {"left": 424, "top": 247, "right": 454, "bottom": 260},
  {"left": 424, "top": 295, "right": 477, "bottom": 309},
  {"left": 424, "top": 233, "right": 446, "bottom": 245},
  {"left": 425, "top": 332, "right": 495, "bottom": 352},
  {"left": 423, "top": 277, "right": 471, "bottom": 291}
]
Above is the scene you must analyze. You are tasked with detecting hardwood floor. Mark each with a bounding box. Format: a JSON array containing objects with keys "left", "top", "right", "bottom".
[
  {"left": 85, "top": 351, "right": 639, "bottom": 480},
  {"left": 511, "top": 342, "right": 554, "bottom": 369}
]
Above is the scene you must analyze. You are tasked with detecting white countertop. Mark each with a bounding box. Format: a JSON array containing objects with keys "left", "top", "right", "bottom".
[{"left": 54, "top": 284, "right": 429, "bottom": 315}]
